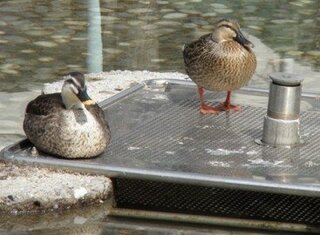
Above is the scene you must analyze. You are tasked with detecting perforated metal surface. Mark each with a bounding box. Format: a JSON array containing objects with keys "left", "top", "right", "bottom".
[
  {"left": 113, "top": 178, "right": 320, "bottom": 225},
  {"left": 103, "top": 99, "right": 320, "bottom": 178},
  {"left": 2, "top": 79, "right": 320, "bottom": 196}
]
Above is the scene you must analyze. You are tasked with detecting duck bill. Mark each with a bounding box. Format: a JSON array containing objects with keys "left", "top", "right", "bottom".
[
  {"left": 235, "top": 31, "right": 254, "bottom": 48},
  {"left": 78, "top": 89, "right": 96, "bottom": 105}
]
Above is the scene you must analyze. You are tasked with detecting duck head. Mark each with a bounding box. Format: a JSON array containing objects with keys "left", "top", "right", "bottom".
[
  {"left": 212, "top": 19, "right": 254, "bottom": 48},
  {"left": 61, "top": 72, "right": 96, "bottom": 110}
]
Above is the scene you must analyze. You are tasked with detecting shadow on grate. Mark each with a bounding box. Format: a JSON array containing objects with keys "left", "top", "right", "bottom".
[{"left": 113, "top": 178, "right": 320, "bottom": 225}]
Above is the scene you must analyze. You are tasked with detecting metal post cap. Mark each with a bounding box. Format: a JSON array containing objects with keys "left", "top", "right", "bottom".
[{"left": 269, "top": 72, "right": 304, "bottom": 86}]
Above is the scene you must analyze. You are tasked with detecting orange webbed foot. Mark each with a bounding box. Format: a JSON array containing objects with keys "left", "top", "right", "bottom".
[
  {"left": 215, "top": 102, "right": 241, "bottom": 112},
  {"left": 199, "top": 103, "right": 220, "bottom": 115}
]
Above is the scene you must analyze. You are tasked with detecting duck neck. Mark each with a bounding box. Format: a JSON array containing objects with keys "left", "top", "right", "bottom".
[
  {"left": 61, "top": 88, "right": 84, "bottom": 110},
  {"left": 211, "top": 29, "right": 224, "bottom": 43}
]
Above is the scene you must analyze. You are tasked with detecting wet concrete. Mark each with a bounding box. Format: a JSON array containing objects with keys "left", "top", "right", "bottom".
[{"left": 0, "top": 161, "right": 112, "bottom": 213}]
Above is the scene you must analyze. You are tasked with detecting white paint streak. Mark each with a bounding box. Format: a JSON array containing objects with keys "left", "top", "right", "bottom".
[
  {"left": 305, "top": 161, "right": 320, "bottom": 167},
  {"left": 248, "top": 159, "right": 284, "bottom": 167},
  {"left": 165, "top": 151, "right": 175, "bottom": 155},
  {"left": 209, "top": 161, "right": 231, "bottom": 167},
  {"left": 205, "top": 148, "right": 244, "bottom": 156},
  {"left": 151, "top": 94, "right": 169, "bottom": 100},
  {"left": 128, "top": 146, "right": 141, "bottom": 150},
  {"left": 246, "top": 150, "right": 258, "bottom": 155}
]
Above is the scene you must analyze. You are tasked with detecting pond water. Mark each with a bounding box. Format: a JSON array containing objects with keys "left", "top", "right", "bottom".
[
  {"left": 0, "top": 200, "right": 274, "bottom": 234},
  {"left": 0, "top": 0, "right": 319, "bottom": 149},
  {"left": 0, "top": 0, "right": 319, "bottom": 89}
]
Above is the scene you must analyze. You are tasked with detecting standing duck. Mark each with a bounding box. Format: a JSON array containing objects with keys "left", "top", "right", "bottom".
[
  {"left": 183, "top": 19, "right": 257, "bottom": 114},
  {"left": 23, "top": 72, "right": 111, "bottom": 159}
]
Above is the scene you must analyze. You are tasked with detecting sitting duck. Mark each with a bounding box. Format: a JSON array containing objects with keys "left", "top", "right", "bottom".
[
  {"left": 23, "top": 72, "right": 111, "bottom": 159},
  {"left": 183, "top": 19, "right": 257, "bottom": 114}
]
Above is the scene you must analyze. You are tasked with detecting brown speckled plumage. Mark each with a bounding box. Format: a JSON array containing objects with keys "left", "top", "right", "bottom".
[
  {"left": 23, "top": 72, "right": 111, "bottom": 159},
  {"left": 183, "top": 19, "right": 257, "bottom": 114}
]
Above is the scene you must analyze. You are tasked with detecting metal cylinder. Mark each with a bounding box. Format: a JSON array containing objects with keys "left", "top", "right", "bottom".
[{"left": 260, "top": 72, "right": 304, "bottom": 147}]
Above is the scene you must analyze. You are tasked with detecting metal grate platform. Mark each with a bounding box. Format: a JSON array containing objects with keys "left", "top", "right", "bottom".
[
  {"left": 2, "top": 79, "right": 320, "bottom": 195},
  {"left": 2, "top": 79, "right": 320, "bottom": 230}
]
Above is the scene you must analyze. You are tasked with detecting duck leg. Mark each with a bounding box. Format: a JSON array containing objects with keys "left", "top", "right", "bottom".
[
  {"left": 197, "top": 86, "right": 220, "bottom": 114},
  {"left": 219, "top": 91, "right": 241, "bottom": 111}
]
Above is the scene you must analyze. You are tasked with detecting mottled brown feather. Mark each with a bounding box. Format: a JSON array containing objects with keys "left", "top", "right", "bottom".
[
  {"left": 25, "top": 93, "right": 65, "bottom": 116},
  {"left": 86, "top": 103, "right": 110, "bottom": 131}
]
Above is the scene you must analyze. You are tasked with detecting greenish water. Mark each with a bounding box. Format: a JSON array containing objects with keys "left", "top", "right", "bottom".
[
  {"left": 0, "top": 0, "right": 319, "bottom": 233},
  {"left": 0, "top": 0, "right": 319, "bottom": 91},
  {"left": 0, "top": 200, "right": 274, "bottom": 235}
]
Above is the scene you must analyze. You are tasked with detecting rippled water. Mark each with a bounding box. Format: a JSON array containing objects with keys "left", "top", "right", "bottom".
[{"left": 0, "top": 0, "right": 319, "bottom": 148}]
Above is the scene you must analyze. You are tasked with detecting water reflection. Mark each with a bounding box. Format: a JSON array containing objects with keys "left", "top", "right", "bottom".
[
  {"left": 87, "top": 0, "right": 103, "bottom": 73},
  {"left": 0, "top": 0, "right": 319, "bottom": 91}
]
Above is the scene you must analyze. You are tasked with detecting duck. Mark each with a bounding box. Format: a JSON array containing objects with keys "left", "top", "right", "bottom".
[
  {"left": 183, "top": 19, "right": 257, "bottom": 114},
  {"left": 23, "top": 72, "right": 111, "bottom": 159}
]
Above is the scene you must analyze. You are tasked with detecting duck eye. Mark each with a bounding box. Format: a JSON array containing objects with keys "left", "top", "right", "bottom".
[{"left": 224, "top": 25, "right": 233, "bottom": 30}]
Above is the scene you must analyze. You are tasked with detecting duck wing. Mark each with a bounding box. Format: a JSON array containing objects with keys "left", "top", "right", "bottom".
[
  {"left": 86, "top": 104, "right": 110, "bottom": 131},
  {"left": 183, "top": 33, "right": 214, "bottom": 68},
  {"left": 25, "top": 93, "right": 65, "bottom": 116}
]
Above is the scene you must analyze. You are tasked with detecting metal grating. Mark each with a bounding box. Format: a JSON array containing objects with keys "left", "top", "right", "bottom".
[
  {"left": 2, "top": 79, "right": 320, "bottom": 196},
  {"left": 113, "top": 178, "right": 320, "bottom": 225},
  {"left": 98, "top": 91, "right": 320, "bottom": 183}
]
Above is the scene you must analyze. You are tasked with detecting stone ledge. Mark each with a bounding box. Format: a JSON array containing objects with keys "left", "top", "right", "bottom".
[
  {"left": 0, "top": 161, "right": 112, "bottom": 213},
  {"left": 43, "top": 70, "right": 188, "bottom": 101}
]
